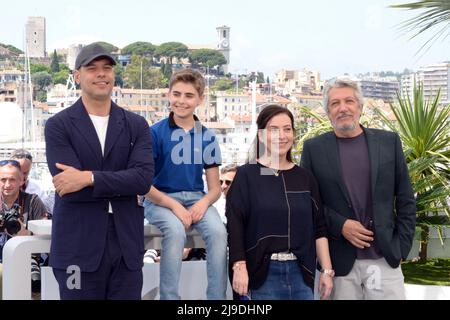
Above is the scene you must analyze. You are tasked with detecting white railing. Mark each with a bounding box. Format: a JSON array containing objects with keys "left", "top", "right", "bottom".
[{"left": 2, "top": 220, "right": 206, "bottom": 300}]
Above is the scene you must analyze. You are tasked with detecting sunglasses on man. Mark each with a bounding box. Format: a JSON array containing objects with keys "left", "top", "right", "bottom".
[
  {"left": 0, "top": 159, "right": 21, "bottom": 169},
  {"left": 11, "top": 151, "right": 33, "bottom": 161},
  {"left": 220, "top": 179, "right": 232, "bottom": 186}
]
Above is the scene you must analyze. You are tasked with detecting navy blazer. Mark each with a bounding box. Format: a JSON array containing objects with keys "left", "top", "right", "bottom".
[
  {"left": 45, "top": 98, "right": 154, "bottom": 272},
  {"left": 301, "top": 127, "right": 416, "bottom": 276}
]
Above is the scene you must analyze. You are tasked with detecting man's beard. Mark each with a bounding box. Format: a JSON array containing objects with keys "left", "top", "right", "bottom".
[{"left": 332, "top": 120, "right": 357, "bottom": 133}]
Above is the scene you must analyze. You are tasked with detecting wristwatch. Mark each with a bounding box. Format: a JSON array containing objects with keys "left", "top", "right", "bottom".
[{"left": 321, "top": 268, "right": 335, "bottom": 277}]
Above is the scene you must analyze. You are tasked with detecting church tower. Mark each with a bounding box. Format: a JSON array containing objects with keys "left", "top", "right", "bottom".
[{"left": 216, "top": 25, "right": 230, "bottom": 74}]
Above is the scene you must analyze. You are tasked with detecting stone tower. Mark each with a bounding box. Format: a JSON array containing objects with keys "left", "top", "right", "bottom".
[
  {"left": 216, "top": 25, "right": 230, "bottom": 74},
  {"left": 25, "top": 16, "right": 46, "bottom": 58}
]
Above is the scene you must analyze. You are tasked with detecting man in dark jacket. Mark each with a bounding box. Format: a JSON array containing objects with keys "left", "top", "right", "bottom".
[
  {"left": 45, "top": 43, "right": 154, "bottom": 299},
  {"left": 301, "top": 78, "right": 416, "bottom": 299}
]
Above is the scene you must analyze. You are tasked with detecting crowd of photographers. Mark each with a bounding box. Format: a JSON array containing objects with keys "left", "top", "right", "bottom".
[
  {"left": 0, "top": 149, "right": 238, "bottom": 299},
  {"left": 0, "top": 149, "right": 52, "bottom": 299}
]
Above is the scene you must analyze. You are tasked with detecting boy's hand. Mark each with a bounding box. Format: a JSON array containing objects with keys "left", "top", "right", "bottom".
[
  {"left": 172, "top": 204, "right": 192, "bottom": 229},
  {"left": 189, "top": 198, "right": 209, "bottom": 223}
]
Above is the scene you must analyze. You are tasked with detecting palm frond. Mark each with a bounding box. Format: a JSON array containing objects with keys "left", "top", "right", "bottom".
[
  {"left": 391, "top": 0, "right": 450, "bottom": 54},
  {"left": 375, "top": 82, "right": 450, "bottom": 257}
]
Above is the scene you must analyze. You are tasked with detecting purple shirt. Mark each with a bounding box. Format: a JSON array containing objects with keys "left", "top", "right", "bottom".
[{"left": 337, "top": 132, "right": 382, "bottom": 260}]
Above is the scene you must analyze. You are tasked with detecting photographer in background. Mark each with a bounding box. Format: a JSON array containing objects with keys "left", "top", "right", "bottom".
[
  {"left": 11, "top": 149, "right": 53, "bottom": 216},
  {"left": 0, "top": 159, "right": 48, "bottom": 298}
]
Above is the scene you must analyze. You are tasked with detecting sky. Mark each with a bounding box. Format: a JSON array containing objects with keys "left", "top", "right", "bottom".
[{"left": 2, "top": 0, "right": 449, "bottom": 79}]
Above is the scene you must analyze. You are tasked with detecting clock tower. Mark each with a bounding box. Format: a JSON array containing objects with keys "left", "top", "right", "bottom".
[{"left": 216, "top": 25, "right": 230, "bottom": 74}]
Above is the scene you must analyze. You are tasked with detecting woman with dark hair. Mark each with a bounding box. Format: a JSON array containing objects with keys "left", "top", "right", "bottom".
[{"left": 226, "top": 104, "right": 333, "bottom": 300}]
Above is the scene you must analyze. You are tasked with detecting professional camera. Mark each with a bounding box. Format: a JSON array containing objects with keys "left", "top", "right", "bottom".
[
  {"left": 31, "top": 256, "right": 41, "bottom": 293},
  {"left": 0, "top": 203, "right": 21, "bottom": 235}
]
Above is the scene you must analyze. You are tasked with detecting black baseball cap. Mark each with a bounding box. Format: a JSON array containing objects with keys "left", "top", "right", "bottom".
[{"left": 75, "top": 43, "right": 116, "bottom": 70}]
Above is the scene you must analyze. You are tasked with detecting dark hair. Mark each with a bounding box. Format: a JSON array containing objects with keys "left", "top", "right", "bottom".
[
  {"left": 169, "top": 68, "right": 205, "bottom": 96},
  {"left": 256, "top": 104, "right": 295, "bottom": 162}
]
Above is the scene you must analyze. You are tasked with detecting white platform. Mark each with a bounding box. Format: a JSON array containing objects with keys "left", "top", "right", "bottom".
[
  {"left": 405, "top": 284, "right": 450, "bottom": 300},
  {"left": 41, "top": 260, "right": 233, "bottom": 300},
  {"left": 2, "top": 220, "right": 231, "bottom": 300}
]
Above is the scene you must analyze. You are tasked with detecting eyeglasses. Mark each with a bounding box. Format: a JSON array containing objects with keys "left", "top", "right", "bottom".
[
  {"left": 0, "top": 159, "right": 21, "bottom": 169},
  {"left": 220, "top": 179, "right": 232, "bottom": 186},
  {"left": 11, "top": 151, "right": 33, "bottom": 161}
]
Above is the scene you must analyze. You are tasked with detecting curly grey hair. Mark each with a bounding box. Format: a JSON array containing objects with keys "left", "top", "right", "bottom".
[{"left": 323, "top": 78, "right": 364, "bottom": 113}]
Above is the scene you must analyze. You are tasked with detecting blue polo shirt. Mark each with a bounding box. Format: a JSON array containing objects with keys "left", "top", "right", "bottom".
[{"left": 150, "top": 112, "right": 222, "bottom": 194}]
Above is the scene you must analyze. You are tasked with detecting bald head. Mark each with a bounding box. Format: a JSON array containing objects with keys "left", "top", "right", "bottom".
[{"left": 0, "top": 163, "right": 23, "bottom": 201}]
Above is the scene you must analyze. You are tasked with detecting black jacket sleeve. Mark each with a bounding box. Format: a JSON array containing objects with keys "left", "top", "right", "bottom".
[
  {"left": 393, "top": 133, "right": 416, "bottom": 259},
  {"left": 225, "top": 167, "right": 250, "bottom": 265}
]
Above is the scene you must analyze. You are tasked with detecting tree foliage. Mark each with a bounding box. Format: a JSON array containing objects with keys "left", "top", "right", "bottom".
[
  {"left": 374, "top": 84, "right": 450, "bottom": 260},
  {"left": 212, "top": 78, "right": 234, "bottom": 91},
  {"left": 160, "top": 61, "right": 172, "bottom": 85},
  {"left": 123, "top": 55, "right": 165, "bottom": 89},
  {"left": 31, "top": 71, "right": 53, "bottom": 90},
  {"left": 114, "top": 63, "right": 124, "bottom": 87},
  {"left": 30, "top": 63, "right": 51, "bottom": 74},
  {"left": 0, "top": 43, "right": 23, "bottom": 55},
  {"left": 154, "top": 42, "right": 189, "bottom": 63},
  {"left": 190, "top": 49, "right": 227, "bottom": 68},
  {"left": 36, "top": 90, "right": 47, "bottom": 102},
  {"left": 50, "top": 49, "right": 60, "bottom": 73},
  {"left": 391, "top": 0, "right": 450, "bottom": 53},
  {"left": 256, "top": 72, "right": 265, "bottom": 83},
  {"left": 147, "top": 68, "right": 166, "bottom": 89},
  {"left": 52, "top": 70, "right": 70, "bottom": 85},
  {"left": 122, "top": 41, "right": 156, "bottom": 56}
]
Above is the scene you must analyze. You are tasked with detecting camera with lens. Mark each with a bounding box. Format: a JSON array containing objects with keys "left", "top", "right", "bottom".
[{"left": 0, "top": 203, "right": 22, "bottom": 235}]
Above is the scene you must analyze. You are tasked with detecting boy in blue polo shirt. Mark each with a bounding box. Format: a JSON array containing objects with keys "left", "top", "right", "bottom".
[{"left": 144, "top": 69, "right": 227, "bottom": 300}]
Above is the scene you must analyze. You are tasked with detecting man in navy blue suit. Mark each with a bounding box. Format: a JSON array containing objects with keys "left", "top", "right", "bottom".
[{"left": 45, "top": 43, "right": 154, "bottom": 299}]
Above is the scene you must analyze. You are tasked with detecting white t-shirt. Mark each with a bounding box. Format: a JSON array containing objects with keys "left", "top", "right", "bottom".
[
  {"left": 214, "top": 195, "right": 227, "bottom": 225},
  {"left": 89, "top": 114, "right": 109, "bottom": 156},
  {"left": 25, "top": 178, "right": 46, "bottom": 201},
  {"left": 89, "top": 114, "right": 112, "bottom": 213},
  {"left": 25, "top": 178, "right": 53, "bottom": 213}
]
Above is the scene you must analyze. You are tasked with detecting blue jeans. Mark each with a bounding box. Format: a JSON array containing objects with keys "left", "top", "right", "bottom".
[
  {"left": 144, "top": 191, "right": 228, "bottom": 300},
  {"left": 250, "top": 260, "right": 313, "bottom": 300}
]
